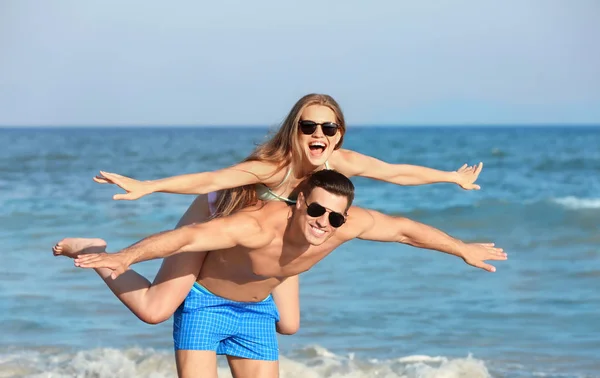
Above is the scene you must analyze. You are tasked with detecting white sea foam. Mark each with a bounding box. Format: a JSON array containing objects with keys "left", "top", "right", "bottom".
[
  {"left": 0, "top": 346, "right": 493, "bottom": 378},
  {"left": 552, "top": 196, "right": 600, "bottom": 210}
]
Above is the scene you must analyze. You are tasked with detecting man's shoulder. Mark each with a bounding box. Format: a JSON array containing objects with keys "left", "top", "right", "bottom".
[
  {"left": 223, "top": 211, "right": 263, "bottom": 232},
  {"left": 224, "top": 207, "right": 279, "bottom": 248},
  {"left": 225, "top": 204, "right": 285, "bottom": 248},
  {"left": 346, "top": 205, "right": 373, "bottom": 221},
  {"left": 340, "top": 206, "right": 377, "bottom": 235}
]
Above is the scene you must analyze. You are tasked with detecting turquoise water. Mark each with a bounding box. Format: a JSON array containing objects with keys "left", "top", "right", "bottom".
[{"left": 1, "top": 126, "right": 599, "bottom": 377}]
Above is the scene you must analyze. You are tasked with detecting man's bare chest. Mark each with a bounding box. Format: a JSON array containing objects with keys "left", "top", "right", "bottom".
[{"left": 247, "top": 242, "right": 337, "bottom": 278}]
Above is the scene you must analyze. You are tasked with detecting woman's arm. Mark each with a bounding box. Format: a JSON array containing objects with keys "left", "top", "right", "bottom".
[
  {"left": 94, "top": 160, "right": 284, "bottom": 200},
  {"left": 331, "top": 149, "right": 483, "bottom": 189}
]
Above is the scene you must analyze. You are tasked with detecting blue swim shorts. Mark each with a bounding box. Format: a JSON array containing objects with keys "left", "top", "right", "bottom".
[{"left": 173, "top": 282, "right": 280, "bottom": 361}]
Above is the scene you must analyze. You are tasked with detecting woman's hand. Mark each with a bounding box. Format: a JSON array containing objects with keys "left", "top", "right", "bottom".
[
  {"left": 454, "top": 162, "right": 483, "bottom": 190},
  {"left": 94, "top": 171, "right": 153, "bottom": 200}
]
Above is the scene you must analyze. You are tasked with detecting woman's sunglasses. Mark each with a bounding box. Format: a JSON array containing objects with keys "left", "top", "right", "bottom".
[
  {"left": 305, "top": 200, "right": 346, "bottom": 228},
  {"left": 299, "top": 120, "right": 339, "bottom": 137}
]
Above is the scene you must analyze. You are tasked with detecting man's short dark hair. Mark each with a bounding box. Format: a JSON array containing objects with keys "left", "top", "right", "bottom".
[{"left": 298, "top": 169, "right": 355, "bottom": 210}]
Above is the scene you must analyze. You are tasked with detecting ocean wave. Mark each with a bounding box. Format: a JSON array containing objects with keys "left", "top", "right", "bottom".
[
  {"left": 385, "top": 196, "right": 600, "bottom": 217},
  {"left": 534, "top": 157, "right": 600, "bottom": 172},
  {"left": 376, "top": 196, "right": 600, "bottom": 221},
  {"left": 552, "top": 196, "right": 600, "bottom": 210},
  {"left": 0, "top": 346, "right": 494, "bottom": 378}
]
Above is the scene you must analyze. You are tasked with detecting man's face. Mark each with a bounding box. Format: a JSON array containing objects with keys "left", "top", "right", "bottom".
[{"left": 295, "top": 187, "right": 349, "bottom": 246}]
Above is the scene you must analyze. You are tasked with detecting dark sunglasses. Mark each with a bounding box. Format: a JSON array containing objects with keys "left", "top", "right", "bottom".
[
  {"left": 305, "top": 200, "right": 346, "bottom": 228},
  {"left": 299, "top": 120, "right": 339, "bottom": 137}
]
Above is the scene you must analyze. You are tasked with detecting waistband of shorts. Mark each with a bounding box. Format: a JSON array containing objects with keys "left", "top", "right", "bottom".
[{"left": 193, "top": 282, "right": 271, "bottom": 303}]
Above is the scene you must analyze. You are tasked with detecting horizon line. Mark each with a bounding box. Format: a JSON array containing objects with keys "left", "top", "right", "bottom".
[{"left": 2, "top": 123, "right": 600, "bottom": 129}]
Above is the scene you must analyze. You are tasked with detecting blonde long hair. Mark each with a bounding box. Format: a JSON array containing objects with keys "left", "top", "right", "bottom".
[{"left": 212, "top": 93, "right": 346, "bottom": 218}]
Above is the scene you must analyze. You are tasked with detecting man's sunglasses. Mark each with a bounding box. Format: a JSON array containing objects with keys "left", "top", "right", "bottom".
[
  {"left": 305, "top": 200, "right": 346, "bottom": 228},
  {"left": 299, "top": 120, "right": 339, "bottom": 137}
]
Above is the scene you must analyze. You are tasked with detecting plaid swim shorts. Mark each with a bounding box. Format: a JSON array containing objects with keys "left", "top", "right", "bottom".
[{"left": 173, "top": 282, "right": 280, "bottom": 361}]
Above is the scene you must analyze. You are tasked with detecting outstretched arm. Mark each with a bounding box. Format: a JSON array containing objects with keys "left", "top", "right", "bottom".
[
  {"left": 347, "top": 207, "right": 507, "bottom": 272},
  {"left": 74, "top": 213, "right": 270, "bottom": 278},
  {"left": 94, "top": 160, "right": 283, "bottom": 200},
  {"left": 332, "top": 149, "right": 482, "bottom": 190}
]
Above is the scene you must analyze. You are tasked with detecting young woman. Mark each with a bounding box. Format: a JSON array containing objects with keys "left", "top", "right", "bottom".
[{"left": 87, "top": 93, "right": 483, "bottom": 334}]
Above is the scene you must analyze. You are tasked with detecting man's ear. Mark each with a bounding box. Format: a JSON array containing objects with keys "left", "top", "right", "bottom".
[
  {"left": 345, "top": 199, "right": 352, "bottom": 215},
  {"left": 296, "top": 192, "right": 305, "bottom": 210}
]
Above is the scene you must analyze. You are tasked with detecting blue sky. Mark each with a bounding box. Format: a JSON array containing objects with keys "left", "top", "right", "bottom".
[{"left": 1, "top": 0, "right": 599, "bottom": 126}]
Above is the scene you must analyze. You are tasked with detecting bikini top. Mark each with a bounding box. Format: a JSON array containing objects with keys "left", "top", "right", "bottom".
[{"left": 255, "top": 161, "right": 330, "bottom": 204}]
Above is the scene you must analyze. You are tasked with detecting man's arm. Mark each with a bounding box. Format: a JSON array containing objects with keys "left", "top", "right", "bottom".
[
  {"left": 346, "top": 207, "right": 507, "bottom": 272},
  {"left": 74, "top": 213, "right": 271, "bottom": 278}
]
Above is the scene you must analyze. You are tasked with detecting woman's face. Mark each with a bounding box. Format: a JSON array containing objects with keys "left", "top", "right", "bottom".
[{"left": 298, "top": 105, "right": 342, "bottom": 167}]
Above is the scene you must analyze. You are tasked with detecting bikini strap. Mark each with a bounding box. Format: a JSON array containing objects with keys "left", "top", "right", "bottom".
[
  {"left": 268, "top": 160, "right": 327, "bottom": 192},
  {"left": 269, "top": 166, "right": 292, "bottom": 190}
]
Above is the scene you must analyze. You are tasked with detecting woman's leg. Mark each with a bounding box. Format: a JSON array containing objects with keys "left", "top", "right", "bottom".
[
  {"left": 271, "top": 275, "right": 300, "bottom": 335},
  {"left": 54, "top": 194, "right": 302, "bottom": 332},
  {"left": 53, "top": 194, "right": 212, "bottom": 324}
]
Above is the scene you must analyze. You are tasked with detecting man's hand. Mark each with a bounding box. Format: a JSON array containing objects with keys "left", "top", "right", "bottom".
[
  {"left": 454, "top": 162, "right": 483, "bottom": 190},
  {"left": 74, "top": 252, "right": 132, "bottom": 279},
  {"left": 459, "top": 242, "right": 507, "bottom": 272}
]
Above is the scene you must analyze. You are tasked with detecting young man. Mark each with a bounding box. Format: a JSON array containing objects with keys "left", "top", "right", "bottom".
[{"left": 58, "top": 170, "right": 506, "bottom": 378}]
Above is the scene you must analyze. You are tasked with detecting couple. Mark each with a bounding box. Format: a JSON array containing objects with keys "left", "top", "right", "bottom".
[{"left": 54, "top": 94, "right": 504, "bottom": 377}]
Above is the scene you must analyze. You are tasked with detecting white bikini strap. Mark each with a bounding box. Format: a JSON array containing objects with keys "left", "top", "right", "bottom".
[{"left": 270, "top": 166, "right": 292, "bottom": 190}]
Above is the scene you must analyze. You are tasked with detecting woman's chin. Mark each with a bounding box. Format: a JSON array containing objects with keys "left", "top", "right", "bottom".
[{"left": 304, "top": 150, "right": 330, "bottom": 167}]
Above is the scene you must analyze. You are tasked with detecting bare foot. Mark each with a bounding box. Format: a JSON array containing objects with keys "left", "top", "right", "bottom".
[{"left": 53, "top": 238, "right": 107, "bottom": 259}]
